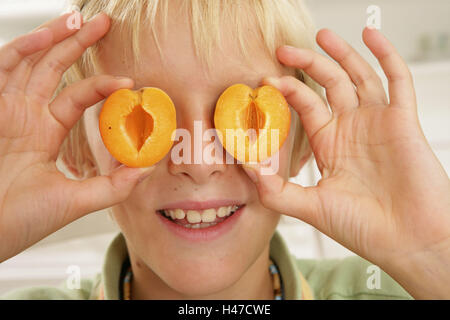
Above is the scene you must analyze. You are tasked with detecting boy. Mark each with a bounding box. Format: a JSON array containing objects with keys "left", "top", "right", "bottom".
[{"left": 0, "top": 0, "right": 449, "bottom": 300}]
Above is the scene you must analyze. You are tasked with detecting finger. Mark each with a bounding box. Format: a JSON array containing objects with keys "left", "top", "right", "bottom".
[
  {"left": 316, "top": 28, "right": 388, "bottom": 106},
  {"left": 276, "top": 45, "right": 359, "bottom": 114},
  {"left": 5, "top": 13, "right": 83, "bottom": 93},
  {"left": 242, "top": 164, "right": 322, "bottom": 229},
  {"left": 66, "top": 166, "right": 155, "bottom": 221},
  {"left": 0, "top": 28, "right": 53, "bottom": 90},
  {"left": 262, "top": 75, "right": 331, "bottom": 141},
  {"left": 49, "top": 75, "right": 134, "bottom": 132},
  {"left": 26, "top": 13, "right": 110, "bottom": 102},
  {"left": 362, "top": 27, "right": 416, "bottom": 109}
]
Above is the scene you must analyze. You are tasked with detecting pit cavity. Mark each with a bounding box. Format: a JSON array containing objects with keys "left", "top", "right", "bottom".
[
  {"left": 241, "top": 99, "right": 266, "bottom": 143},
  {"left": 125, "top": 104, "right": 154, "bottom": 152}
]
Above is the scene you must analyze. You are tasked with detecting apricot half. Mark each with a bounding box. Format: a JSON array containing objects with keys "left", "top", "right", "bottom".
[
  {"left": 214, "top": 84, "right": 291, "bottom": 163},
  {"left": 99, "top": 87, "right": 176, "bottom": 168}
]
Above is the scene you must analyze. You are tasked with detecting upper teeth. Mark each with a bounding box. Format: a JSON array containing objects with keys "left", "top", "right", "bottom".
[{"left": 162, "top": 205, "right": 239, "bottom": 223}]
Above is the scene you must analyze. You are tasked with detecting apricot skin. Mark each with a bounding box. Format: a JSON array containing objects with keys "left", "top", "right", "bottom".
[
  {"left": 214, "top": 84, "right": 291, "bottom": 163},
  {"left": 99, "top": 87, "right": 176, "bottom": 168}
]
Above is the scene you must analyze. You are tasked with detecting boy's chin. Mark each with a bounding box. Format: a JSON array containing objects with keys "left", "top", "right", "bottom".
[{"left": 159, "top": 262, "right": 245, "bottom": 298}]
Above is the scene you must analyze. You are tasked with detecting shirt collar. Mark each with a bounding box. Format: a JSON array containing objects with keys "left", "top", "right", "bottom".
[{"left": 100, "top": 230, "right": 313, "bottom": 300}]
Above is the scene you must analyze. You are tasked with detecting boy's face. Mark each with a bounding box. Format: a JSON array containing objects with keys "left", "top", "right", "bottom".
[{"left": 83, "top": 7, "right": 299, "bottom": 297}]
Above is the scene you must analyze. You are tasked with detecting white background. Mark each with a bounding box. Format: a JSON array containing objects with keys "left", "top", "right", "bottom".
[{"left": 0, "top": 0, "right": 449, "bottom": 295}]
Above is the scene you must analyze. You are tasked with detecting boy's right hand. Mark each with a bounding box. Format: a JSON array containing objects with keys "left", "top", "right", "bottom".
[{"left": 0, "top": 13, "right": 151, "bottom": 262}]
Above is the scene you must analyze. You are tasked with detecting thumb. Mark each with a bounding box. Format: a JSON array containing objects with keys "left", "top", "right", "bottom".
[
  {"left": 242, "top": 163, "right": 322, "bottom": 228},
  {"left": 65, "top": 165, "right": 155, "bottom": 221}
]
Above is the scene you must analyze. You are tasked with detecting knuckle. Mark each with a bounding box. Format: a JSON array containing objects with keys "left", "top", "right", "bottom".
[
  {"left": 73, "top": 34, "right": 89, "bottom": 52},
  {"left": 67, "top": 94, "right": 83, "bottom": 112},
  {"left": 280, "top": 75, "right": 298, "bottom": 90},
  {"left": 22, "top": 55, "right": 35, "bottom": 68},
  {"left": 46, "top": 58, "right": 66, "bottom": 75},
  {"left": 387, "top": 71, "right": 407, "bottom": 82},
  {"left": 405, "top": 68, "right": 413, "bottom": 81},
  {"left": 323, "top": 72, "right": 344, "bottom": 88},
  {"left": 337, "top": 46, "right": 355, "bottom": 64},
  {"left": 353, "top": 72, "right": 379, "bottom": 87},
  {"left": 282, "top": 75, "right": 298, "bottom": 83},
  {"left": 0, "top": 47, "right": 22, "bottom": 76}
]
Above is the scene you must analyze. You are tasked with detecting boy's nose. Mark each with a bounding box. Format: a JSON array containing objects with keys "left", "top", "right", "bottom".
[{"left": 168, "top": 120, "right": 227, "bottom": 185}]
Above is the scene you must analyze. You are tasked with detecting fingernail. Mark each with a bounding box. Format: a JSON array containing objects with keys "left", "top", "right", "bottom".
[
  {"left": 89, "top": 13, "right": 100, "bottom": 21},
  {"left": 284, "top": 46, "right": 309, "bottom": 56},
  {"left": 114, "top": 76, "right": 134, "bottom": 86},
  {"left": 114, "top": 76, "right": 132, "bottom": 81},
  {"left": 242, "top": 164, "right": 259, "bottom": 184},
  {"left": 265, "top": 77, "right": 280, "bottom": 88},
  {"left": 137, "top": 166, "right": 154, "bottom": 182},
  {"left": 139, "top": 166, "right": 154, "bottom": 174},
  {"left": 283, "top": 45, "right": 297, "bottom": 51},
  {"left": 33, "top": 27, "right": 50, "bottom": 35}
]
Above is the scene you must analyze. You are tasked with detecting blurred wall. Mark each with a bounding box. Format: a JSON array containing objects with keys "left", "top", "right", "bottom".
[{"left": 306, "top": 0, "right": 450, "bottom": 64}]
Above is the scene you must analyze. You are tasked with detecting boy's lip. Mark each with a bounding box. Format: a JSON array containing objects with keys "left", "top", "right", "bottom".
[
  {"left": 158, "top": 199, "right": 244, "bottom": 211},
  {"left": 155, "top": 204, "right": 245, "bottom": 243}
]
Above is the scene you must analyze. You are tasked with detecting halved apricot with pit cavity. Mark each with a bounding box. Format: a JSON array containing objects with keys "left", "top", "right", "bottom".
[
  {"left": 214, "top": 84, "right": 291, "bottom": 163},
  {"left": 99, "top": 87, "right": 176, "bottom": 168}
]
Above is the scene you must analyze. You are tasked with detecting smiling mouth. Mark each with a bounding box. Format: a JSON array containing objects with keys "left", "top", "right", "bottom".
[{"left": 157, "top": 205, "right": 245, "bottom": 229}]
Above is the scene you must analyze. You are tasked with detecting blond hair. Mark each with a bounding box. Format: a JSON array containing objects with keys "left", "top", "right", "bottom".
[{"left": 58, "top": 0, "right": 323, "bottom": 177}]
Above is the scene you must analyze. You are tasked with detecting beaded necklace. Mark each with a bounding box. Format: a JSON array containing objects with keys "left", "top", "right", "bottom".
[{"left": 121, "top": 258, "right": 284, "bottom": 300}]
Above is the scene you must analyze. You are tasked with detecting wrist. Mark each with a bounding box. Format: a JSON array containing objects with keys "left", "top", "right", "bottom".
[{"left": 384, "top": 240, "right": 450, "bottom": 299}]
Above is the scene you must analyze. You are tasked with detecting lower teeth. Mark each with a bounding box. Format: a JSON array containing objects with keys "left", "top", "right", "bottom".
[
  {"left": 177, "top": 221, "right": 219, "bottom": 229},
  {"left": 159, "top": 206, "right": 241, "bottom": 229}
]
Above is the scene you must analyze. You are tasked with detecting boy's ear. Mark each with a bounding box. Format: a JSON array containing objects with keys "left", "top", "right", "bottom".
[
  {"left": 289, "top": 149, "right": 312, "bottom": 178},
  {"left": 60, "top": 153, "right": 83, "bottom": 179},
  {"left": 59, "top": 148, "right": 98, "bottom": 180}
]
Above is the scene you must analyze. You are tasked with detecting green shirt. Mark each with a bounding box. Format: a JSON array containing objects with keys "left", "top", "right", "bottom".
[{"left": 0, "top": 231, "right": 413, "bottom": 300}]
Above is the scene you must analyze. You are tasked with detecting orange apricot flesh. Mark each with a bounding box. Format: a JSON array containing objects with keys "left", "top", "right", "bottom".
[
  {"left": 214, "top": 84, "right": 291, "bottom": 163},
  {"left": 99, "top": 87, "right": 176, "bottom": 168}
]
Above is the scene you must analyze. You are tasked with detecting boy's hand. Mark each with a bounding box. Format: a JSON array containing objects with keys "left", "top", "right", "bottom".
[
  {"left": 0, "top": 13, "right": 152, "bottom": 262},
  {"left": 244, "top": 28, "right": 450, "bottom": 299}
]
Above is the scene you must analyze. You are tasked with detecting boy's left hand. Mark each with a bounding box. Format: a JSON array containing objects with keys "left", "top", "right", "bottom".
[{"left": 243, "top": 27, "right": 450, "bottom": 299}]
